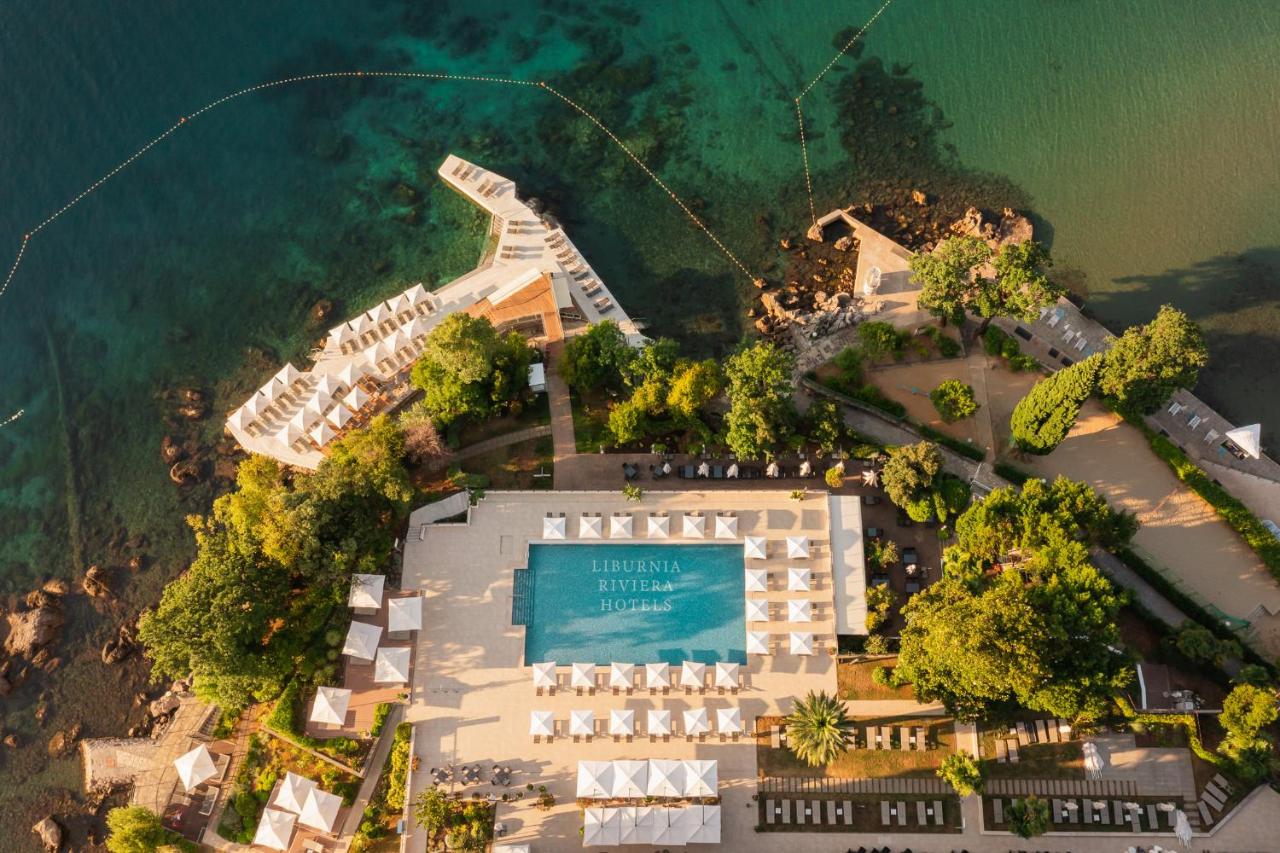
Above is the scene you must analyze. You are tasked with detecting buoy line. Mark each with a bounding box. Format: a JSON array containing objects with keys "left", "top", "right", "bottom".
[{"left": 0, "top": 409, "right": 23, "bottom": 429}]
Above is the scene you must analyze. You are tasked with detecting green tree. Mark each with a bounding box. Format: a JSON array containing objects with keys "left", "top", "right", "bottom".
[
  {"left": 621, "top": 337, "right": 679, "bottom": 390},
  {"left": 724, "top": 341, "right": 796, "bottom": 458},
  {"left": 880, "top": 441, "right": 943, "bottom": 513},
  {"left": 910, "top": 236, "right": 993, "bottom": 324},
  {"left": 666, "top": 359, "right": 723, "bottom": 421},
  {"left": 929, "top": 379, "right": 979, "bottom": 422},
  {"left": 937, "top": 752, "right": 984, "bottom": 796},
  {"left": 1007, "top": 796, "right": 1051, "bottom": 838},
  {"left": 607, "top": 398, "right": 648, "bottom": 445},
  {"left": 856, "top": 321, "right": 904, "bottom": 360},
  {"left": 1010, "top": 356, "right": 1100, "bottom": 454},
  {"left": 785, "top": 691, "right": 856, "bottom": 767},
  {"left": 1219, "top": 684, "right": 1278, "bottom": 754},
  {"left": 559, "top": 320, "right": 633, "bottom": 392},
  {"left": 977, "top": 240, "right": 1063, "bottom": 330},
  {"left": 1233, "top": 664, "right": 1273, "bottom": 687},
  {"left": 824, "top": 465, "right": 844, "bottom": 489},
  {"left": 1099, "top": 305, "right": 1208, "bottom": 413},
  {"left": 410, "top": 314, "right": 531, "bottom": 424},
  {"left": 865, "top": 583, "right": 898, "bottom": 633},
  {"left": 1174, "top": 623, "right": 1241, "bottom": 667},
  {"left": 806, "top": 398, "right": 846, "bottom": 453},
  {"left": 106, "top": 805, "right": 195, "bottom": 853},
  {"left": 413, "top": 787, "right": 450, "bottom": 836}
]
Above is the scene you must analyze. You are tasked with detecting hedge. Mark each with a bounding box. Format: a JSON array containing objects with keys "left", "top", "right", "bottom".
[
  {"left": 994, "top": 462, "right": 1032, "bottom": 485},
  {"left": 916, "top": 423, "right": 986, "bottom": 462}
]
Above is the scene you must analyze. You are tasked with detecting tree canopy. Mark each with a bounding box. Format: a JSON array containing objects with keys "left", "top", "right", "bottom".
[
  {"left": 723, "top": 341, "right": 795, "bottom": 458},
  {"left": 106, "top": 805, "right": 195, "bottom": 853},
  {"left": 559, "top": 320, "right": 634, "bottom": 392},
  {"left": 1010, "top": 355, "right": 1100, "bottom": 454},
  {"left": 911, "top": 236, "right": 1061, "bottom": 328},
  {"left": 603, "top": 337, "right": 723, "bottom": 446},
  {"left": 981, "top": 240, "right": 1061, "bottom": 324},
  {"left": 1220, "top": 684, "right": 1278, "bottom": 754},
  {"left": 929, "top": 379, "right": 978, "bottom": 423},
  {"left": 1098, "top": 305, "right": 1207, "bottom": 413},
  {"left": 911, "top": 236, "right": 993, "bottom": 324},
  {"left": 409, "top": 313, "right": 533, "bottom": 425},
  {"left": 937, "top": 752, "right": 983, "bottom": 796},
  {"left": 785, "top": 691, "right": 855, "bottom": 767},
  {"left": 880, "top": 441, "right": 970, "bottom": 523}
]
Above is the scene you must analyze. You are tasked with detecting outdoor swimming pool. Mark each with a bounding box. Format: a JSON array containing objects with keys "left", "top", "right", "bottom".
[{"left": 523, "top": 543, "right": 746, "bottom": 665}]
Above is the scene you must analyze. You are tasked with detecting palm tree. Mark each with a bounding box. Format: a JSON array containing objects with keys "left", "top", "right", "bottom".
[{"left": 784, "top": 691, "right": 855, "bottom": 767}]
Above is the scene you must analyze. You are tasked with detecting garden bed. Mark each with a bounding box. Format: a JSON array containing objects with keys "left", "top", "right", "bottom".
[
  {"left": 757, "top": 714, "right": 954, "bottom": 779},
  {"left": 837, "top": 658, "right": 915, "bottom": 701}
]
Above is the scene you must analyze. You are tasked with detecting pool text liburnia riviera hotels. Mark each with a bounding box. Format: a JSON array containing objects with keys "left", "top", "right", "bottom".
[{"left": 591, "top": 558, "right": 681, "bottom": 612}]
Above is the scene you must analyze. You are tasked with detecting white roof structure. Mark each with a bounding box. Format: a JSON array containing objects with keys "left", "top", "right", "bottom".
[
  {"left": 691, "top": 805, "right": 722, "bottom": 844},
  {"left": 374, "top": 647, "right": 411, "bottom": 684},
  {"left": 529, "top": 710, "right": 554, "bottom": 738},
  {"left": 609, "top": 513, "right": 633, "bottom": 538},
  {"left": 681, "top": 513, "right": 705, "bottom": 538},
  {"left": 579, "top": 514, "right": 603, "bottom": 539},
  {"left": 743, "top": 535, "right": 767, "bottom": 559},
  {"left": 1226, "top": 423, "right": 1263, "bottom": 458},
  {"left": 646, "top": 709, "right": 673, "bottom": 737},
  {"left": 611, "top": 759, "right": 646, "bottom": 797},
  {"left": 787, "top": 566, "right": 812, "bottom": 592},
  {"left": 272, "top": 772, "right": 317, "bottom": 814},
  {"left": 347, "top": 573, "right": 385, "bottom": 610},
  {"left": 609, "top": 709, "right": 636, "bottom": 738},
  {"left": 714, "top": 661, "right": 741, "bottom": 689},
  {"left": 570, "top": 662, "right": 596, "bottom": 690},
  {"left": 532, "top": 661, "right": 558, "bottom": 690},
  {"left": 174, "top": 744, "right": 217, "bottom": 792},
  {"left": 253, "top": 808, "right": 297, "bottom": 851},
  {"left": 647, "top": 759, "right": 683, "bottom": 796},
  {"left": 714, "top": 513, "right": 738, "bottom": 539},
  {"left": 542, "top": 515, "right": 567, "bottom": 539},
  {"left": 788, "top": 599, "right": 813, "bottom": 623},
  {"left": 716, "top": 707, "right": 743, "bottom": 735},
  {"left": 387, "top": 595, "right": 422, "bottom": 633},
  {"left": 297, "top": 786, "right": 343, "bottom": 833},
  {"left": 790, "top": 631, "right": 815, "bottom": 655},
  {"left": 683, "top": 707, "right": 711, "bottom": 736},
  {"left": 683, "top": 759, "right": 718, "bottom": 796},
  {"left": 583, "top": 807, "right": 620, "bottom": 847},
  {"left": 647, "top": 513, "right": 670, "bottom": 538},
  {"left": 786, "top": 535, "right": 811, "bottom": 559},
  {"left": 569, "top": 709, "right": 595, "bottom": 738},
  {"left": 745, "top": 567, "right": 768, "bottom": 593},
  {"left": 745, "top": 598, "right": 770, "bottom": 623},
  {"left": 609, "top": 662, "right": 635, "bottom": 690},
  {"left": 341, "top": 621, "right": 382, "bottom": 661},
  {"left": 645, "top": 662, "right": 671, "bottom": 690},
  {"left": 680, "top": 660, "right": 706, "bottom": 689},
  {"left": 577, "top": 761, "right": 613, "bottom": 798},
  {"left": 747, "top": 630, "right": 771, "bottom": 655},
  {"left": 309, "top": 686, "right": 352, "bottom": 727}
]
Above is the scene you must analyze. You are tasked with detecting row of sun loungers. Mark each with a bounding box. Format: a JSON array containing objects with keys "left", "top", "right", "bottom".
[
  {"left": 1013, "top": 718, "right": 1072, "bottom": 746},
  {"left": 532, "top": 707, "right": 747, "bottom": 742},
  {"left": 991, "top": 796, "right": 1178, "bottom": 832},
  {"left": 861, "top": 725, "right": 930, "bottom": 751},
  {"left": 1198, "top": 772, "right": 1234, "bottom": 826},
  {"left": 764, "top": 798, "right": 945, "bottom": 828},
  {"left": 534, "top": 661, "right": 741, "bottom": 695}
]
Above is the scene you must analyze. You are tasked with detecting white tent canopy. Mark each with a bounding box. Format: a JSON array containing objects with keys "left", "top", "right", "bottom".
[
  {"left": 745, "top": 567, "right": 768, "bottom": 593},
  {"left": 341, "top": 621, "right": 382, "bottom": 661},
  {"left": 1226, "top": 423, "right": 1262, "bottom": 458},
  {"left": 647, "top": 514, "right": 670, "bottom": 538},
  {"left": 714, "top": 513, "right": 738, "bottom": 539},
  {"left": 374, "top": 647, "right": 411, "bottom": 684},
  {"left": 335, "top": 361, "right": 368, "bottom": 390},
  {"left": 680, "top": 660, "right": 706, "bottom": 690},
  {"left": 683, "top": 759, "right": 718, "bottom": 796},
  {"left": 570, "top": 662, "right": 596, "bottom": 690},
  {"left": 348, "top": 573, "right": 385, "bottom": 610},
  {"left": 650, "top": 808, "right": 676, "bottom": 845},
  {"left": 344, "top": 386, "right": 370, "bottom": 411},
  {"left": 579, "top": 514, "right": 603, "bottom": 539},
  {"left": 746, "top": 630, "right": 771, "bottom": 655},
  {"left": 569, "top": 709, "right": 595, "bottom": 737},
  {"left": 610, "top": 759, "right": 646, "bottom": 797},
  {"left": 609, "top": 662, "right": 635, "bottom": 691},
  {"left": 272, "top": 772, "right": 316, "bottom": 814},
  {"left": 387, "top": 595, "right": 422, "bottom": 633},
  {"left": 529, "top": 710, "right": 555, "bottom": 737},
  {"left": 788, "top": 599, "right": 813, "bottom": 623},
  {"left": 273, "top": 363, "right": 302, "bottom": 389},
  {"left": 532, "top": 661, "right": 558, "bottom": 690},
  {"left": 297, "top": 787, "right": 343, "bottom": 833},
  {"left": 645, "top": 662, "right": 671, "bottom": 690},
  {"left": 683, "top": 707, "right": 711, "bottom": 736},
  {"left": 609, "top": 513, "right": 633, "bottom": 538},
  {"left": 609, "top": 708, "right": 636, "bottom": 737},
  {"left": 787, "top": 567, "right": 811, "bottom": 591},
  {"left": 647, "top": 709, "right": 673, "bottom": 737},
  {"left": 786, "top": 535, "right": 811, "bottom": 558},
  {"left": 253, "top": 808, "right": 297, "bottom": 851},
  {"left": 577, "top": 761, "right": 613, "bottom": 798},
  {"left": 647, "top": 759, "right": 683, "bottom": 796},
  {"left": 174, "top": 744, "right": 218, "bottom": 792},
  {"left": 309, "top": 686, "right": 352, "bottom": 727},
  {"left": 327, "top": 404, "right": 353, "bottom": 429},
  {"left": 691, "top": 805, "right": 722, "bottom": 843},
  {"left": 745, "top": 598, "right": 770, "bottom": 623},
  {"left": 681, "top": 513, "right": 705, "bottom": 538},
  {"left": 790, "top": 631, "right": 814, "bottom": 655},
  {"left": 542, "top": 515, "right": 567, "bottom": 539},
  {"left": 621, "top": 807, "right": 653, "bottom": 846},
  {"left": 714, "top": 661, "right": 740, "bottom": 690},
  {"left": 716, "top": 707, "right": 743, "bottom": 735},
  {"left": 583, "top": 807, "right": 620, "bottom": 847},
  {"left": 743, "top": 535, "right": 767, "bottom": 559},
  {"left": 671, "top": 806, "right": 701, "bottom": 844}
]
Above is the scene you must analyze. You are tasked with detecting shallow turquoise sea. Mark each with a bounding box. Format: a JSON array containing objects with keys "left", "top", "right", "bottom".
[{"left": 1, "top": 0, "right": 1278, "bottom": 843}]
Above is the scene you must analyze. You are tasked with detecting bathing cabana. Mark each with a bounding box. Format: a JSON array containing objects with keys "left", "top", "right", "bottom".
[
  {"left": 174, "top": 744, "right": 218, "bottom": 792},
  {"left": 790, "top": 631, "right": 814, "bottom": 655},
  {"left": 579, "top": 514, "right": 603, "bottom": 539},
  {"left": 542, "top": 515, "right": 567, "bottom": 539},
  {"left": 531, "top": 661, "right": 558, "bottom": 691},
  {"left": 387, "top": 595, "right": 422, "bottom": 635},
  {"left": 309, "top": 686, "right": 352, "bottom": 727},
  {"left": 647, "top": 513, "right": 670, "bottom": 538},
  {"left": 682, "top": 707, "right": 711, "bottom": 737},
  {"left": 746, "top": 630, "right": 771, "bottom": 655},
  {"left": 681, "top": 512, "right": 705, "bottom": 538},
  {"left": 744, "top": 567, "right": 768, "bottom": 593},
  {"left": 252, "top": 808, "right": 296, "bottom": 851},
  {"left": 787, "top": 566, "right": 811, "bottom": 592},
  {"left": 714, "top": 513, "right": 738, "bottom": 539},
  {"left": 609, "top": 513, "right": 633, "bottom": 539},
  {"left": 745, "top": 598, "right": 769, "bottom": 623},
  {"left": 786, "top": 536, "right": 810, "bottom": 559}
]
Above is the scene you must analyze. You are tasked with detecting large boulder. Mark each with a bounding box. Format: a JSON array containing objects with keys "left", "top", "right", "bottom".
[
  {"left": 4, "top": 593, "right": 64, "bottom": 659},
  {"left": 148, "top": 693, "right": 181, "bottom": 718},
  {"left": 81, "top": 565, "right": 113, "bottom": 600},
  {"left": 47, "top": 723, "right": 82, "bottom": 758},
  {"left": 101, "top": 622, "right": 138, "bottom": 665},
  {"left": 31, "top": 816, "right": 62, "bottom": 852}
]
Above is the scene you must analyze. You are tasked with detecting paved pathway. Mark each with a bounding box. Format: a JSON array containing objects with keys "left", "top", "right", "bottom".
[
  {"left": 1090, "top": 548, "right": 1190, "bottom": 629},
  {"left": 453, "top": 425, "right": 552, "bottom": 462},
  {"left": 544, "top": 342, "right": 578, "bottom": 479},
  {"left": 339, "top": 703, "right": 406, "bottom": 837}
]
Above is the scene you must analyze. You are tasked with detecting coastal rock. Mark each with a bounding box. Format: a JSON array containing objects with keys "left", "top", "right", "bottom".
[
  {"left": 127, "top": 555, "right": 144, "bottom": 572},
  {"left": 995, "top": 207, "right": 1033, "bottom": 247},
  {"left": 82, "top": 565, "right": 113, "bottom": 600},
  {"left": 32, "top": 816, "right": 62, "bottom": 852},
  {"left": 47, "top": 723, "right": 82, "bottom": 758},
  {"left": 148, "top": 694, "right": 180, "bottom": 718},
  {"left": 169, "top": 459, "right": 201, "bottom": 486},
  {"left": 176, "top": 403, "right": 206, "bottom": 420},
  {"left": 4, "top": 593, "right": 64, "bottom": 659},
  {"left": 910, "top": 189, "right": 928, "bottom": 205},
  {"left": 4, "top": 734, "right": 17, "bottom": 747},
  {"left": 101, "top": 622, "right": 138, "bottom": 666},
  {"left": 178, "top": 387, "right": 204, "bottom": 404},
  {"left": 752, "top": 277, "right": 768, "bottom": 290},
  {"left": 160, "top": 436, "right": 183, "bottom": 465},
  {"left": 309, "top": 299, "right": 334, "bottom": 324},
  {"left": 948, "top": 205, "right": 1034, "bottom": 250},
  {"left": 833, "top": 235, "right": 855, "bottom": 252},
  {"left": 41, "top": 579, "right": 70, "bottom": 596}
]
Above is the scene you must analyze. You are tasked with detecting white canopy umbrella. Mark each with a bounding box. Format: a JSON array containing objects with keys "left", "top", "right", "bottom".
[
  {"left": 387, "top": 596, "right": 422, "bottom": 633},
  {"left": 691, "top": 805, "right": 722, "bottom": 843},
  {"left": 787, "top": 566, "right": 812, "bottom": 591},
  {"left": 622, "top": 806, "right": 654, "bottom": 846},
  {"left": 609, "top": 662, "right": 635, "bottom": 691},
  {"left": 309, "top": 686, "right": 352, "bottom": 727},
  {"left": 570, "top": 662, "right": 596, "bottom": 691},
  {"left": 242, "top": 391, "right": 268, "bottom": 420},
  {"left": 258, "top": 377, "right": 282, "bottom": 405},
  {"left": 786, "top": 536, "right": 811, "bottom": 558},
  {"left": 745, "top": 598, "right": 770, "bottom": 623},
  {"left": 326, "top": 403, "right": 353, "bottom": 429},
  {"left": 406, "top": 315, "right": 431, "bottom": 340},
  {"left": 1083, "top": 740, "right": 1103, "bottom": 779},
  {"left": 766, "top": 460, "right": 780, "bottom": 478},
  {"left": 349, "top": 313, "right": 376, "bottom": 338},
  {"left": 343, "top": 385, "right": 370, "bottom": 411},
  {"left": 683, "top": 707, "right": 711, "bottom": 736},
  {"left": 743, "top": 535, "right": 767, "bottom": 559},
  {"left": 1175, "top": 809, "right": 1193, "bottom": 844},
  {"left": 788, "top": 599, "right": 813, "bottom": 623},
  {"left": 646, "top": 759, "right": 684, "bottom": 796},
  {"left": 289, "top": 408, "right": 314, "bottom": 436},
  {"left": 253, "top": 808, "right": 297, "bottom": 851},
  {"left": 341, "top": 621, "right": 381, "bottom": 661},
  {"left": 348, "top": 574, "right": 385, "bottom": 610},
  {"left": 297, "top": 786, "right": 343, "bottom": 833},
  {"left": 529, "top": 710, "right": 555, "bottom": 738},
  {"left": 274, "top": 419, "right": 304, "bottom": 450},
  {"left": 329, "top": 323, "right": 356, "bottom": 349},
  {"left": 405, "top": 282, "right": 430, "bottom": 307},
  {"left": 314, "top": 375, "right": 341, "bottom": 399},
  {"left": 647, "top": 514, "right": 670, "bottom": 538},
  {"left": 645, "top": 662, "right": 671, "bottom": 690},
  {"left": 374, "top": 647, "right": 411, "bottom": 684},
  {"left": 367, "top": 303, "right": 392, "bottom": 326},
  {"left": 227, "top": 406, "right": 254, "bottom": 432},
  {"left": 670, "top": 807, "right": 702, "bottom": 844},
  {"left": 579, "top": 514, "right": 603, "bottom": 539},
  {"left": 714, "top": 661, "right": 741, "bottom": 690},
  {"left": 714, "top": 513, "right": 738, "bottom": 539},
  {"left": 272, "top": 772, "right": 316, "bottom": 813},
  {"left": 582, "top": 807, "right": 620, "bottom": 846},
  {"left": 682, "top": 759, "right": 718, "bottom": 796},
  {"left": 532, "top": 661, "right": 558, "bottom": 690},
  {"left": 799, "top": 460, "right": 813, "bottom": 477},
  {"left": 650, "top": 808, "right": 676, "bottom": 845},
  {"left": 576, "top": 762, "right": 613, "bottom": 798},
  {"left": 745, "top": 567, "right": 768, "bottom": 593},
  {"left": 746, "top": 630, "right": 771, "bottom": 655},
  {"left": 542, "top": 515, "right": 567, "bottom": 539},
  {"left": 680, "top": 660, "right": 706, "bottom": 690},
  {"left": 174, "top": 744, "right": 218, "bottom": 792},
  {"left": 387, "top": 292, "right": 411, "bottom": 318},
  {"left": 646, "top": 709, "right": 673, "bottom": 738},
  {"left": 726, "top": 462, "right": 739, "bottom": 478},
  {"left": 861, "top": 467, "right": 878, "bottom": 487},
  {"left": 611, "top": 759, "right": 646, "bottom": 797},
  {"left": 273, "top": 363, "right": 302, "bottom": 390},
  {"left": 682, "top": 513, "right": 705, "bottom": 538},
  {"left": 1226, "top": 423, "right": 1262, "bottom": 458},
  {"left": 304, "top": 389, "right": 333, "bottom": 417},
  {"left": 309, "top": 420, "right": 336, "bottom": 446},
  {"left": 790, "top": 632, "right": 814, "bottom": 655},
  {"left": 609, "top": 513, "right": 633, "bottom": 538},
  {"left": 335, "top": 361, "right": 368, "bottom": 391},
  {"left": 610, "top": 709, "right": 636, "bottom": 738},
  {"left": 390, "top": 328, "right": 414, "bottom": 356},
  {"left": 716, "top": 707, "right": 743, "bottom": 735},
  {"left": 569, "top": 709, "right": 595, "bottom": 738}
]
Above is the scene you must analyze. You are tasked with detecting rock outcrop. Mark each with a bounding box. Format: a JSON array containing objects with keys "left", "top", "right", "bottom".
[
  {"left": 948, "top": 205, "right": 1033, "bottom": 251},
  {"left": 32, "top": 816, "right": 62, "bottom": 852},
  {"left": 4, "top": 590, "right": 65, "bottom": 660},
  {"left": 81, "top": 565, "right": 113, "bottom": 600},
  {"left": 101, "top": 621, "right": 138, "bottom": 666}
]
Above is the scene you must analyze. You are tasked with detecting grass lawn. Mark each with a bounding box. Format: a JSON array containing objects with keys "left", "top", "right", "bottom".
[
  {"left": 571, "top": 389, "right": 611, "bottom": 453},
  {"left": 758, "top": 715, "right": 954, "bottom": 779},
  {"left": 462, "top": 436, "right": 553, "bottom": 489},
  {"left": 837, "top": 658, "right": 916, "bottom": 701},
  {"left": 979, "top": 728, "right": 1084, "bottom": 780}
]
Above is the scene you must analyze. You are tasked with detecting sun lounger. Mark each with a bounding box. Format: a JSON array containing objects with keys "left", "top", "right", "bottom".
[
  {"left": 1146, "top": 804, "right": 1158, "bottom": 829},
  {"left": 770, "top": 725, "right": 781, "bottom": 749},
  {"left": 594, "top": 298, "right": 614, "bottom": 313},
  {"left": 1198, "top": 800, "right": 1213, "bottom": 826},
  {"left": 1112, "top": 801, "right": 1125, "bottom": 824},
  {"left": 1205, "top": 780, "right": 1227, "bottom": 801},
  {"left": 1203, "top": 788, "right": 1225, "bottom": 810},
  {"left": 826, "top": 800, "right": 836, "bottom": 824},
  {"left": 766, "top": 800, "right": 777, "bottom": 824},
  {"left": 1045, "top": 720, "right": 1059, "bottom": 743},
  {"left": 1007, "top": 740, "right": 1019, "bottom": 763},
  {"left": 932, "top": 799, "right": 943, "bottom": 826},
  {"left": 843, "top": 801, "right": 853, "bottom": 825},
  {"left": 896, "top": 801, "right": 906, "bottom": 826},
  {"left": 796, "top": 800, "right": 805, "bottom": 825},
  {"left": 1051, "top": 798, "right": 1062, "bottom": 823},
  {"left": 992, "top": 798, "right": 1004, "bottom": 824},
  {"left": 995, "top": 739, "right": 1008, "bottom": 763},
  {"left": 916, "top": 726, "right": 927, "bottom": 749},
  {"left": 781, "top": 799, "right": 792, "bottom": 824},
  {"left": 1035, "top": 719, "right": 1049, "bottom": 742},
  {"left": 1015, "top": 721, "right": 1030, "bottom": 745},
  {"left": 1211, "top": 773, "right": 1233, "bottom": 793},
  {"left": 916, "top": 801, "right": 927, "bottom": 825},
  {"left": 866, "top": 726, "right": 876, "bottom": 749},
  {"left": 811, "top": 800, "right": 822, "bottom": 824},
  {"left": 881, "top": 726, "right": 894, "bottom": 748},
  {"left": 900, "top": 726, "right": 911, "bottom": 751},
  {"left": 880, "top": 801, "right": 891, "bottom": 825}
]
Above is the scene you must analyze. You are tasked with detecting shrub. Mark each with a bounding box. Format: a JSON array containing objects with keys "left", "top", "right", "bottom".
[
  {"left": 916, "top": 423, "right": 986, "bottom": 461},
  {"left": 871, "top": 665, "right": 892, "bottom": 686},
  {"left": 858, "top": 321, "right": 905, "bottom": 360},
  {"left": 1008, "top": 353, "right": 1040, "bottom": 372},
  {"left": 863, "top": 634, "right": 890, "bottom": 656},
  {"left": 929, "top": 380, "right": 978, "bottom": 423},
  {"left": 833, "top": 347, "right": 863, "bottom": 384},
  {"left": 982, "top": 326, "right": 1011, "bottom": 357},
  {"left": 824, "top": 466, "right": 844, "bottom": 489},
  {"left": 1173, "top": 623, "right": 1240, "bottom": 666},
  {"left": 994, "top": 462, "right": 1031, "bottom": 485},
  {"left": 1006, "top": 796, "right": 1050, "bottom": 838},
  {"left": 924, "top": 326, "right": 962, "bottom": 357},
  {"left": 371, "top": 703, "right": 393, "bottom": 738},
  {"left": 1010, "top": 356, "right": 1100, "bottom": 454},
  {"left": 785, "top": 691, "right": 855, "bottom": 766},
  {"left": 938, "top": 752, "right": 983, "bottom": 796}
]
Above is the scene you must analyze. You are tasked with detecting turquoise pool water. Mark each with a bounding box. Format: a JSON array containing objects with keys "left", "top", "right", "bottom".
[{"left": 524, "top": 543, "right": 745, "bottom": 666}]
